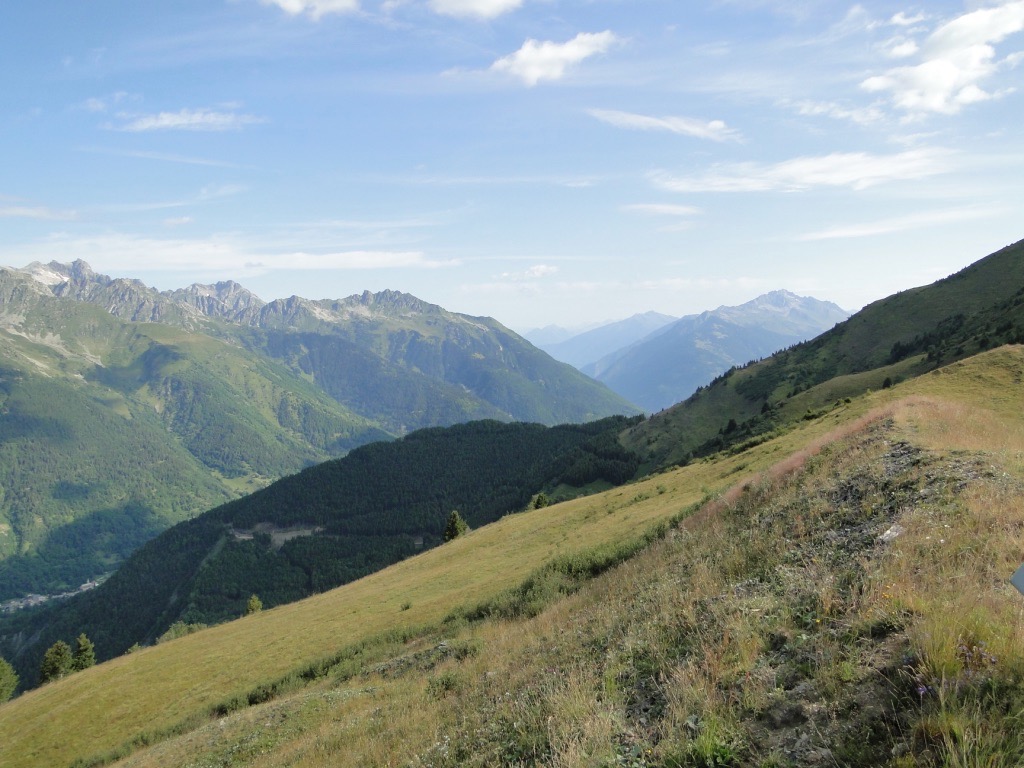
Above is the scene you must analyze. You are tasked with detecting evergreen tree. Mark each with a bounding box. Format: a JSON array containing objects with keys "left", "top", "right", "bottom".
[
  {"left": 443, "top": 509, "right": 469, "bottom": 542},
  {"left": 245, "top": 594, "right": 263, "bottom": 615},
  {"left": 0, "top": 656, "right": 17, "bottom": 702},
  {"left": 72, "top": 633, "right": 96, "bottom": 672},
  {"left": 40, "top": 641, "right": 73, "bottom": 684}
]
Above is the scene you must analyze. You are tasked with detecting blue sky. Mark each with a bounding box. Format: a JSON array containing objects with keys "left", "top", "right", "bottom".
[{"left": 2, "top": 1, "right": 1022, "bottom": 332}]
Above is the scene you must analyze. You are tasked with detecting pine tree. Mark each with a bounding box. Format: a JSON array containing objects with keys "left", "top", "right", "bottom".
[
  {"left": 245, "top": 594, "right": 263, "bottom": 615},
  {"left": 443, "top": 509, "right": 469, "bottom": 542},
  {"left": 40, "top": 641, "right": 73, "bottom": 684},
  {"left": 0, "top": 656, "right": 17, "bottom": 702},
  {"left": 72, "top": 633, "right": 96, "bottom": 672}
]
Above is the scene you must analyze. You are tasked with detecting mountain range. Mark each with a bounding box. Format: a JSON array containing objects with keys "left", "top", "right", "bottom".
[
  {"left": 532, "top": 292, "right": 849, "bottom": 411},
  {"left": 527, "top": 311, "right": 678, "bottom": 369},
  {"left": 0, "top": 261, "right": 635, "bottom": 601},
  {"left": 1, "top": 238, "right": 1022, "bottom": 768}
]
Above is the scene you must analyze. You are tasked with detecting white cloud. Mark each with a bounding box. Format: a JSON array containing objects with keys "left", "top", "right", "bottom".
[
  {"left": 114, "top": 108, "right": 265, "bottom": 132},
  {"left": 796, "top": 205, "right": 1003, "bottom": 241},
  {"left": 375, "top": 171, "right": 601, "bottom": 188},
  {"left": 490, "top": 31, "right": 619, "bottom": 86},
  {"left": 499, "top": 264, "right": 559, "bottom": 280},
  {"left": 259, "top": 0, "right": 359, "bottom": 19},
  {"left": 885, "top": 39, "right": 919, "bottom": 58},
  {"left": 623, "top": 204, "right": 702, "bottom": 217},
  {"left": 80, "top": 146, "right": 247, "bottom": 169},
  {"left": 429, "top": 0, "right": 522, "bottom": 19},
  {"left": 791, "top": 99, "right": 885, "bottom": 126},
  {"left": 650, "top": 148, "right": 954, "bottom": 193},
  {"left": 890, "top": 11, "right": 928, "bottom": 27},
  {"left": 0, "top": 206, "right": 77, "bottom": 220},
  {"left": 92, "top": 184, "right": 247, "bottom": 214},
  {"left": 624, "top": 203, "right": 702, "bottom": 232},
  {"left": 588, "top": 109, "right": 741, "bottom": 142},
  {"left": 2, "top": 233, "right": 457, "bottom": 276},
  {"left": 81, "top": 91, "right": 133, "bottom": 114},
  {"left": 280, "top": 251, "right": 456, "bottom": 269},
  {"left": 862, "top": 2, "right": 1024, "bottom": 116}
]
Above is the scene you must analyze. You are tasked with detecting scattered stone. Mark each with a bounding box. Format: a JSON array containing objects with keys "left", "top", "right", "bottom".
[{"left": 878, "top": 523, "right": 905, "bottom": 544}]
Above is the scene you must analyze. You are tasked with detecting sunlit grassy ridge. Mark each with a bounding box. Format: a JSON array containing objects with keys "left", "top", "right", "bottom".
[{"left": 2, "top": 346, "right": 1023, "bottom": 767}]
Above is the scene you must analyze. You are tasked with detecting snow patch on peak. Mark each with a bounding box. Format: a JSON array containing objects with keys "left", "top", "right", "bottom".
[{"left": 24, "top": 264, "right": 68, "bottom": 287}]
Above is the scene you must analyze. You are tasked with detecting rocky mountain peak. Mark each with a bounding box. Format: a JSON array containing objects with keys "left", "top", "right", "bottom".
[
  {"left": 352, "top": 289, "right": 436, "bottom": 314},
  {"left": 20, "top": 259, "right": 110, "bottom": 289},
  {"left": 167, "top": 280, "right": 266, "bottom": 322}
]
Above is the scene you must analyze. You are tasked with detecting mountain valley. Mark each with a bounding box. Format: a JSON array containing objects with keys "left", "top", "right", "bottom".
[
  {"left": 0, "top": 240, "right": 1023, "bottom": 768},
  {"left": 0, "top": 261, "right": 635, "bottom": 602}
]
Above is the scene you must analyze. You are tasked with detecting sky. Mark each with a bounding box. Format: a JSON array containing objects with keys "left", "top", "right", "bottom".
[{"left": 2, "top": 1, "right": 1023, "bottom": 333}]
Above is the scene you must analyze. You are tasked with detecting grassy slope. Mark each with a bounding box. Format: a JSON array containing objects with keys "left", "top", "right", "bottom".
[
  {"left": 2, "top": 346, "right": 1021, "bottom": 767},
  {"left": 0, "top": 418, "right": 639, "bottom": 683},
  {"left": 623, "top": 238, "right": 1024, "bottom": 469}
]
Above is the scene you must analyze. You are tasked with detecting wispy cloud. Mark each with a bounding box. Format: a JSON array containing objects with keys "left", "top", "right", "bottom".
[
  {"left": 112, "top": 108, "right": 265, "bottom": 132},
  {"left": 429, "top": 0, "right": 523, "bottom": 19},
  {"left": 624, "top": 203, "right": 702, "bottom": 232},
  {"left": 258, "top": 0, "right": 359, "bottom": 19},
  {"left": 589, "top": 109, "right": 741, "bottom": 142},
  {"left": 796, "top": 205, "right": 1004, "bottom": 241},
  {"left": 650, "top": 148, "right": 955, "bottom": 193},
  {"left": 498, "top": 264, "right": 559, "bottom": 280},
  {"left": 490, "top": 31, "right": 619, "bottom": 86},
  {"left": 623, "top": 204, "right": 702, "bottom": 217},
  {"left": 862, "top": 2, "right": 1024, "bottom": 117},
  {"left": 1, "top": 233, "right": 458, "bottom": 275},
  {"left": 80, "top": 146, "right": 248, "bottom": 169},
  {"left": 96, "top": 184, "right": 247, "bottom": 214},
  {"left": 0, "top": 206, "right": 77, "bottom": 220},
  {"left": 367, "top": 171, "right": 601, "bottom": 188},
  {"left": 276, "top": 251, "right": 457, "bottom": 269},
  {"left": 81, "top": 91, "right": 134, "bottom": 113},
  {"left": 789, "top": 99, "right": 886, "bottom": 126},
  {"left": 890, "top": 12, "right": 928, "bottom": 28}
]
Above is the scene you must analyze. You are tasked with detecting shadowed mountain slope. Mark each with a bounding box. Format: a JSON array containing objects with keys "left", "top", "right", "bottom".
[
  {"left": 0, "top": 416, "right": 641, "bottom": 684},
  {"left": 0, "top": 262, "right": 635, "bottom": 601}
]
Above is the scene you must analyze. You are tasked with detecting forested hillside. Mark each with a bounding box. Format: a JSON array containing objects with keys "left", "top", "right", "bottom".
[
  {"left": 0, "top": 416, "right": 642, "bottom": 685},
  {"left": 0, "top": 262, "right": 635, "bottom": 601}
]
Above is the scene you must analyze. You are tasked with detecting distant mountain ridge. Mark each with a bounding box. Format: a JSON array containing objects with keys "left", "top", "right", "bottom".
[
  {"left": 623, "top": 239, "right": 1024, "bottom": 470},
  {"left": 534, "top": 311, "right": 678, "bottom": 369},
  {"left": 551, "top": 291, "right": 849, "bottom": 412},
  {"left": 17, "top": 260, "right": 637, "bottom": 429},
  {"left": 0, "top": 260, "right": 636, "bottom": 601}
]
